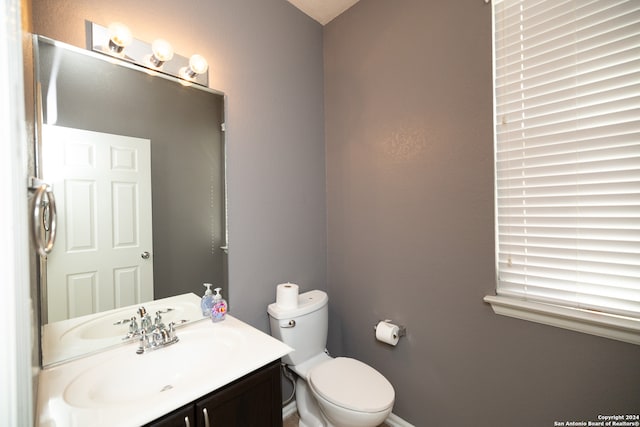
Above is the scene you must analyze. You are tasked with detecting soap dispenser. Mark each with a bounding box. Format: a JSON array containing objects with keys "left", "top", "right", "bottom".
[
  {"left": 201, "top": 283, "right": 214, "bottom": 317},
  {"left": 211, "top": 287, "right": 227, "bottom": 322}
]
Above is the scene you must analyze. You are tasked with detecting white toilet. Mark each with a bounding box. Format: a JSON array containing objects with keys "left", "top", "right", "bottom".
[{"left": 268, "top": 290, "right": 394, "bottom": 427}]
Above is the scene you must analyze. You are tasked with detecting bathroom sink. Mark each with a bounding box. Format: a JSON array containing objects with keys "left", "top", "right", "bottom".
[
  {"left": 38, "top": 306, "right": 293, "bottom": 427},
  {"left": 63, "top": 324, "right": 242, "bottom": 408},
  {"left": 42, "top": 293, "right": 204, "bottom": 366},
  {"left": 62, "top": 296, "right": 201, "bottom": 341}
]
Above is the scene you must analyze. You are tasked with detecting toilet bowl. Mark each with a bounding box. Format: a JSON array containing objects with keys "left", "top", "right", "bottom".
[
  {"left": 307, "top": 357, "right": 394, "bottom": 427},
  {"left": 267, "top": 290, "right": 395, "bottom": 427}
]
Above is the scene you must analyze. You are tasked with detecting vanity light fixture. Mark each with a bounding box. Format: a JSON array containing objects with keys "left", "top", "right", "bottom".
[
  {"left": 180, "top": 54, "right": 209, "bottom": 80},
  {"left": 107, "top": 22, "right": 133, "bottom": 55},
  {"left": 148, "top": 39, "right": 174, "bottom": 68},
  {"left": 89, "top": 21, "right": 210, "bottom": 87}
]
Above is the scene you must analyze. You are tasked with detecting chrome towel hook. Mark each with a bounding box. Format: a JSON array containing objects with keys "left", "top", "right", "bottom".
[{"left": 30, "top": 179, "right": 57, "bottom": 257}]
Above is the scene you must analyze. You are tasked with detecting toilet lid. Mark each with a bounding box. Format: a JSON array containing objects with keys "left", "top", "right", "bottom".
[{"left": 308, "top": 357, "right": 395, "bottom": 413}]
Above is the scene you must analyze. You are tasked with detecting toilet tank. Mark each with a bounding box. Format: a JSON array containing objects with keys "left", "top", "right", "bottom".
[{"left": 267, "top": 290, "right": 328, "bottom": 366}]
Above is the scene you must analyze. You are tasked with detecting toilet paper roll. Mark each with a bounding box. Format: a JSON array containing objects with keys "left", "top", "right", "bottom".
[
  {"left": 375, "top": 321, "right": 400, "bottom": 346},
  {"left": 276, "top": 283, "right": 299, "bottom": 310}
]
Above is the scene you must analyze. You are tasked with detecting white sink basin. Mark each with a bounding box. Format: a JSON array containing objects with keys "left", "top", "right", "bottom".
[
  {"left": 37, "top": 315, "right": 293, "bottom": 427},
  {"left": 42, "top": 293, "right": 204, "bottom": 366},
  {"left": 67, "top": 303, "right": 198, "bottom": 341},
  {"left": 63, "top": 325, "right": 242, "bottom": 408}
]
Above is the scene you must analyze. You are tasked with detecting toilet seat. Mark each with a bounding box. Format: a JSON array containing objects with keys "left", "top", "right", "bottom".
[{"left": 308, "top": 357, "right": 394, "bottom": 413}]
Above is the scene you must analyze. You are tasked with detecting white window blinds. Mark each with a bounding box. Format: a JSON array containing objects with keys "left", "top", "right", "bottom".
[{"left": 493, "top": 0, "right": 640, "bottom": 320}]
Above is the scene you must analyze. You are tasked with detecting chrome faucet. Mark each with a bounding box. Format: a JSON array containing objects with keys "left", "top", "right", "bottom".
[
  {"left": 135, "top": 322, "right": 178, "bottom": 354},
  {"left": 122, "top": 306, "right": 180, "bottom": 354}
]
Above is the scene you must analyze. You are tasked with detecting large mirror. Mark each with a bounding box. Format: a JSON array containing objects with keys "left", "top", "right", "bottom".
[{"left": 34, "top": 36, "right": 227, "bottom": 365}]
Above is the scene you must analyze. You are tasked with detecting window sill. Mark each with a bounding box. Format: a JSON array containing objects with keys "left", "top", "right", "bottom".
[{"left": 483, "top": 295, "right": 640, "bottom": 346}]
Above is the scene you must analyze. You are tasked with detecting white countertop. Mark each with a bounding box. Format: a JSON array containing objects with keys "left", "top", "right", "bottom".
[{"left": 37, "top": 315, "right": 292, "bottom": 427}]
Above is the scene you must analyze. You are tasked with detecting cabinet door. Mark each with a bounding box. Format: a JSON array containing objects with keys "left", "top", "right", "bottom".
[
  {"left": 145, "top": 404, "right": 195, "bottom": 427},
  {"left": 196, "top": 361, "right": 282, "bottom": 427}
]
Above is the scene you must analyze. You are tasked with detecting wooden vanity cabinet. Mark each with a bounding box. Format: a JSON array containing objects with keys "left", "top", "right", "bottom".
[
  {"left": 146, "top": 404, "right": 194, "bottom": 427},
  {"left": 145, "top": 360, "right": 283, "bottom": 427}
]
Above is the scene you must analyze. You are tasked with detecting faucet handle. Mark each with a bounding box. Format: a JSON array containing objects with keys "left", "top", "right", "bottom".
[
  {"left": 128, "top": 317, "right": 139, "bottom": 334},
  {"left": 167, "top": 322, "right": 177, "bottom": 340},
  {"left": 141, "top": 313, "right": 152, "bottom": 332},
  {"left": 136, "top": 330, "right": 148, "bottom": 354},
  {"left": 154, "top": 311, "right": 164, "bottom": 328},
  {"left": 138, "top": 306, "right": 147, "bottom": 318}
]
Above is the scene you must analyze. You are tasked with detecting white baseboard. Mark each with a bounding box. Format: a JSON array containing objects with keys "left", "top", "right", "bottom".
[
  {"left": 283, "top": 401, "right": 298, "bottom": 419},
  {"left": 282, "top": 401, "right": 414, "bottom": 427},
  {"left": 385, "top": 411, "right": 415, "bottom": 427}
]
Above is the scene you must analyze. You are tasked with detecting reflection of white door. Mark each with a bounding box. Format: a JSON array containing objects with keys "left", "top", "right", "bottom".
[{"left": 42, "top": 125, "right": 154, "bottom": 322}]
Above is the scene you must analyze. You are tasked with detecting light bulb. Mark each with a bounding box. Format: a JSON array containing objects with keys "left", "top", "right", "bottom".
[
  {"left": 180, "top": 54, "right": 209, "bottom": 80},
  {"left": 149, "top": 39, "right": 174, "bottom": 67},
  {"left": 107, "top": 22, "right": 132, "bottom": 54},
  {"left": 189, "top": 54, "right": 208, "bottom": 74}
]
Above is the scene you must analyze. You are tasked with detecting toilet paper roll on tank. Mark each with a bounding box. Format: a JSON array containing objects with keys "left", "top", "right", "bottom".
[{"left": 275, "top": 282, "right": 299, "bottom": 309}]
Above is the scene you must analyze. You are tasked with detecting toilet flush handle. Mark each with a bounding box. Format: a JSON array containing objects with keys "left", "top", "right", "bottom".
[{"left": 280, "top": 320, "right": 296, "bottom": 328}]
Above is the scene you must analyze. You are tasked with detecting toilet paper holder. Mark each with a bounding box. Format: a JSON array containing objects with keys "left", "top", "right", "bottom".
[{"left": 373, "top": 319, "right": 406, "bottom": 338}]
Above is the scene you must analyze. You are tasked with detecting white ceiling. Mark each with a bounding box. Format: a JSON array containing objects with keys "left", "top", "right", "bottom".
[{"left": 287, "top": 0, "right": 361, "bottom": 25}]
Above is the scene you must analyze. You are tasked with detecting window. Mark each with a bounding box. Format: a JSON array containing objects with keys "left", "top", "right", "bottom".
[{"left": 484, "top": 0, "right": 640, "bottom": 344}]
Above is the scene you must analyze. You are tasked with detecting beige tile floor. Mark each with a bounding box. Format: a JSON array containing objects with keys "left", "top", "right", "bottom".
[{"left": 283, "top": 412, "right": 390, "bottom": 427}]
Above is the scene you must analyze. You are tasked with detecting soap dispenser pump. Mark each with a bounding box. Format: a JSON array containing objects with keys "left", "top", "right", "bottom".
[
  {"left": 201, "top": 283, "right": 214, "bottom": 317},
  {"left": 211, "top": 287, "right": 227, "bottom": 322}
]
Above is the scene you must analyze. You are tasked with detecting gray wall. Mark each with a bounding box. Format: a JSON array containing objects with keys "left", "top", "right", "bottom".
[
  {"left": 324, "top": 1, "right": 640, "bottom": 426},
  {"left": 31, "top": 0, "right": 327, "bottom": 332}
]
